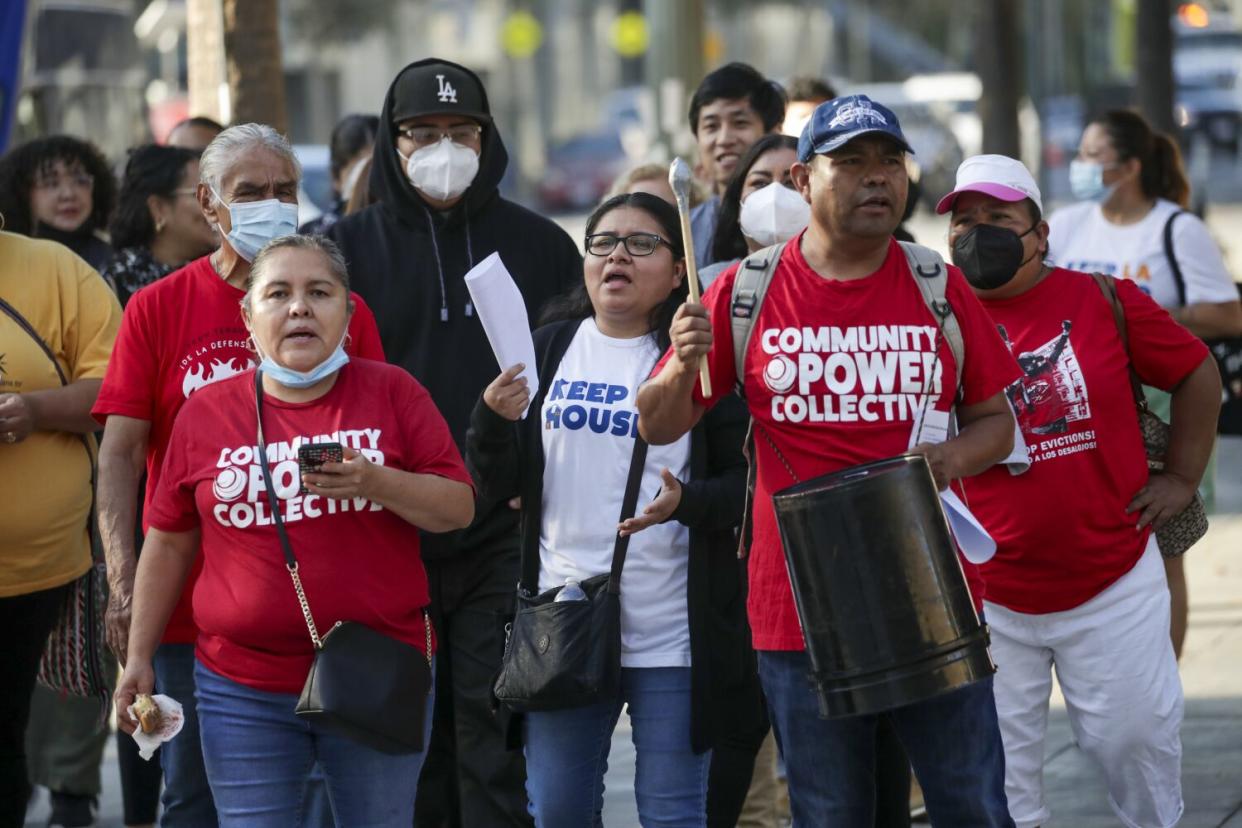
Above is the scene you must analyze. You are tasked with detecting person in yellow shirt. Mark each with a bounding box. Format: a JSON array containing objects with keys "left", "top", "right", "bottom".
[{"left": 0, "top": 228, "right": 120, "bottom": 827}]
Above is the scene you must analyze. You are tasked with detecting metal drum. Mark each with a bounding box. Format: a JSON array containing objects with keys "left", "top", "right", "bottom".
[{"left": 771, "top": 454, "right": 993, "bottom": 718}]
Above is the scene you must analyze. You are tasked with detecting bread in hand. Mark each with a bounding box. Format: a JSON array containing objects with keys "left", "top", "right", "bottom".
[{"left": 133, "top": 694, "right": 162, "bottom": 734}]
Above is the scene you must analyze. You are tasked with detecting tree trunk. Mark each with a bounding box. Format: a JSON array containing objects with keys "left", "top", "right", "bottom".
[
  {"left": 221, "top": 0, "right": 287, "bottom": 134},
  {"left": 976, "top": 0, "right": 1022, "bottom": 158},
  {"left": 646, "top": 0, "right": 705, "bottom": 157},
  {"left": 1136, "top": 0, "right": 1176, "bottom": 135},
  {"left": 186, "top": 0, "right": 227, "bottom": 123}
]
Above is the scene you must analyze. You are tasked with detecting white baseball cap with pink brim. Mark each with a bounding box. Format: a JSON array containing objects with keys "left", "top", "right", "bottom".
[{"left": 935, "top": 154, "right": 1043, "bottom": 215}]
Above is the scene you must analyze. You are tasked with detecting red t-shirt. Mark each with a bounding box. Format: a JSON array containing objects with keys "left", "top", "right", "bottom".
[
  {"left": 146, "top": 359, "right": 473, "bottom": 693},
  {"left": 655, "top": 235, "right": 1020, "bottom": 650},
  {"left": 964, "top": 269, "right": 1209, "bottom": 613},
  {"left": 92, "top": 255, "right": 385, "bottom": 643}
]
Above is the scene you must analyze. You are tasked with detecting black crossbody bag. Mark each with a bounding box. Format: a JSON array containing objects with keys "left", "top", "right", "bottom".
[
  {"left": 493, "top": 433, "right": 649, "bottom": 712},
  {"left": 253, "top": 371, "right": 433, "bottom": 754},
  {"left": 1163, "top": 210, "right": 1242, "bottom": 435}
]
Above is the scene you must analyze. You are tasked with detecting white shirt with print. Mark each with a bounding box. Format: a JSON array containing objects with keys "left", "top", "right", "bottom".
[
  {"left": 539, "top": 318, "right": 693, "bottom": 668},
  {"left": 1048, "top": 198, "right": 1236, "bottom": 309}
]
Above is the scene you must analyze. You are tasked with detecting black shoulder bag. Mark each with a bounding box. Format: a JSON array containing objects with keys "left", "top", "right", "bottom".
[
  {"left": 493, "top": 432, "right": 649, "bottom": 713},
  {"left": 1163, "top": 210, "right": 1242, "bottom": 435},
  {"left": 253, "top": 371, "right": 433, "bottom": 754}
]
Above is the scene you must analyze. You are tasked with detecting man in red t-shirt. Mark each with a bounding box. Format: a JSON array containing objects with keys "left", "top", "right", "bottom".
[
  {"left": 940, "top": 154, "right": 1220, "bottom": 828},
  {"left": 93, "top": 123, "right": 384, "bottom": 824},
  {"left": 639, "top": 96, "right": 1021, "bottom": 826}
]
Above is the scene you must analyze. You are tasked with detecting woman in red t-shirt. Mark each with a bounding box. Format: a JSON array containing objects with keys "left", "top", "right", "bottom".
[
  {"left": 939, "top": 154, "right": 1221, "bottom": 828},
  {"left": 113, "top": 234, "right": 475, "bottom": 822}
]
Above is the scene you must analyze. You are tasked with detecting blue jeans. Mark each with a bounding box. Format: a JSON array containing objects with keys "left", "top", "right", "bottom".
[
  {"left": 153, "top": 643, "right": 218, "bottom": 826},
  {"left": 194, "top": 659, "right": 434, "bottom": 826},
  {"left": 524, "top": 667, "right": 709, "bottom": 828},
  {"left": 758, "top": 650, "right": 1014, "bottom": 828}
]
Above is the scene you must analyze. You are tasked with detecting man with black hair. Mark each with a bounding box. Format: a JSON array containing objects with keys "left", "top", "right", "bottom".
[
  {"left": 688, "top": 62, "right": 786, "bottom": 267},
  {"left": 329, "top": 58, "right": 581, "bottom": 827}
]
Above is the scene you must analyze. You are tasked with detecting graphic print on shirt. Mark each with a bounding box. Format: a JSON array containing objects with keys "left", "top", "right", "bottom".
[
  {"left": 1059, "top": 257, "right": 1154, "bottom": 294},
  {"left": 998, "top": 321, "right": 1095, "bottom": 463},
  {"left": 543, "top": 377, "right": 640, "bottom": 437},
  {"left": 757, "top": 324, "right": 945, "bottom": 424},
  {"left": 0, "top": 352, "right": 16, "bottom": 390},
  {"left": 210, "top": 429, "right": 386, "bottom": 529},
  {"left": 178, "top": 329, "right": 255, "bottom": 398}
]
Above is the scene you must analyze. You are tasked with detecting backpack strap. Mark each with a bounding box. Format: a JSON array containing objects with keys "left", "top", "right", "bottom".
[
  {"left": 727, "top": 242, "right": 786, "bottom": 560},
  {"left": 730, "top": 241, "right": 788, "bottom": 395},
  {"left": 728, "top": 239, "right": 967, "bottom": 556},
  {"left": 1162, "top": 209, "right": 1188, "bottom": 308},
  {"left": 899, "top": 241, "right": 964, "bottom": 401}
]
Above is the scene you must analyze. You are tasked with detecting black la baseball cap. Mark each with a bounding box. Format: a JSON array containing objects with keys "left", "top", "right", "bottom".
[{"left": 390, "top": 59, "right": 491, "bottom": 124}]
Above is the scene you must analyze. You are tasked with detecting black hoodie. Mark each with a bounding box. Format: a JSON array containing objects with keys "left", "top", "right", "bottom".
[{"left": 329, "top": 59, "right": 582, "bottom": 560}]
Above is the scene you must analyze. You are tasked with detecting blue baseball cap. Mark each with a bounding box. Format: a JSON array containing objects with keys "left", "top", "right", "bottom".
[{"left": 797, "top": 95, "right": 914, "bottom": 163}]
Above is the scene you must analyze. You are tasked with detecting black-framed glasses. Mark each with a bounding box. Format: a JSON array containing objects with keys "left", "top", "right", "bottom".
[
  {"left": 397, "top": 125, "right": 483, "bottom": 147},
  {"left": 585, "top": 233, "right": 670, "bottom": 257}
]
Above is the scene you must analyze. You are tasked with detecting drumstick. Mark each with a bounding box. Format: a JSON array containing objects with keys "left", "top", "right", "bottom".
[{"left": 668, "top": 158, "right": 713, "bottom": 399}]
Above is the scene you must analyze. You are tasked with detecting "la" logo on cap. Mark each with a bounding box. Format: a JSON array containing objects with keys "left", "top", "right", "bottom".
[{"left": 436, "top": 74, "right": 458, "bottom": 103}]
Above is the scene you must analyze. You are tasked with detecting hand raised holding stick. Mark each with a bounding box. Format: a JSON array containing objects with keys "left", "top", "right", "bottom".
[{"left": 668, "top": 158, "right": 713, "bottom": 399}]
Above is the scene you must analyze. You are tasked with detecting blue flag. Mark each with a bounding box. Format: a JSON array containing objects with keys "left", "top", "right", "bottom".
[{"left": 0, "top": 0, "right": 29, "bottom": 154}]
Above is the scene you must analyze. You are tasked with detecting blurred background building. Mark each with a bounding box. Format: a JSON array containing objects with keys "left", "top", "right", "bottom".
[{"left": 4, "top": 0, "right": 1242, "bottom": 215}]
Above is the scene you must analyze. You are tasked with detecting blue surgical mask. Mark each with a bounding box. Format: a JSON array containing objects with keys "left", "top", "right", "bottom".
[
  {"left": 1068, "top": 160, "right": 1118, "bottom": 202},
  {"left": 211, "top": 188, "right": 299, "bottom": 261},
  {"left": 254, "top": 330, "right": 350, "bottom": 389}
]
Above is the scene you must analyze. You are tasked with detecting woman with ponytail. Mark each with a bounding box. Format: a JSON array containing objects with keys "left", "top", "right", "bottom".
[{"left": 1048, "top": 108, "right": 1242, "bottom": 659}]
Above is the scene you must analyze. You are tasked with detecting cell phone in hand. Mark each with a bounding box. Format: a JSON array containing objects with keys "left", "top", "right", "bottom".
[{"left": 298, "top": 442, "right": 343, "bottom": 494}]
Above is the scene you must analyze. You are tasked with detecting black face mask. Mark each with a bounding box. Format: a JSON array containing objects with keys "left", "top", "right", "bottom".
[{"left": 951, "top": 223, "right": 1038, "bottom": 290}]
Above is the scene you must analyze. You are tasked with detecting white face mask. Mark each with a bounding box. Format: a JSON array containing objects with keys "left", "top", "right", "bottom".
[
  {"left": 739, "top": 182, "right": 811, "bottom": 248},
  {"left": 339, "top": 157, "right": 369, "bottom": 203},
  {"left": 399, "top": 138, "right": 480, "bottom": 202}
]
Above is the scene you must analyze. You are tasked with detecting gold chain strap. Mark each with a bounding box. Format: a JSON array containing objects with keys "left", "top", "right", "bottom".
[
  {"left": 424, "top": 608, "right": 433, "bottom": 666},
  {"left": 260, "top": 371, "right": 433, "bottom": 664},
  {"left": 289, "top": 562, "right": 433, "bottom": 665},
  {"left": 287, "top": 562, "right": 323, "bottom": 649}
]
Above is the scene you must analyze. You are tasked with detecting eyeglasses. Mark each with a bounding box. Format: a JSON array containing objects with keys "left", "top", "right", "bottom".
[
  {"left": 34, "top": 173, "right": 94, "bottom": 191},
  {"left": 585, "top": 233, "right": 671, "bottom": 257},
  {"left": 168, "top": 188, "right": 198, "bottom": 199},
  {"left": 397, "top": 125, "right": 483, "bottom": 147}
]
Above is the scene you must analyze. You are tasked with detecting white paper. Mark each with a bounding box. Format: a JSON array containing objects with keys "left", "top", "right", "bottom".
[
  {"left": 464, "top": 252, "right": 539, "bottom": 417},
  {"left": 126, "top": 694, "right": 185, "bottom": 761},
  {"left": 1002, "top": 419, "right": 1031, "bottom": 475},
  {"left": 940, "top": 488, "right": 996, "bottom": 564},
  {"left": 905, "top": 407, "right": 998, "bottom": 562},
  {"left": 908, "top": 408, "right": 951, "bottom": 450}
]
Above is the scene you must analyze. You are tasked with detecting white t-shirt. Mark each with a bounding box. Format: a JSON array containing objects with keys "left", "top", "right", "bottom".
[
  {"left": 539, "top": 318, "right": 693, "bottom": 668},
  {"left": 1048, "top": 199, "right": 1236, "bottom": 310}
]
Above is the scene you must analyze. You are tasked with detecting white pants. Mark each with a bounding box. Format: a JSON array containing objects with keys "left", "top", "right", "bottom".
[{"left": 985, "top": 538, "right": 1183, "bottom": 828}]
